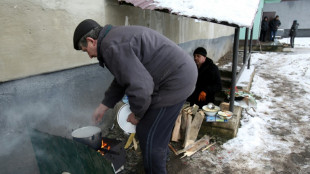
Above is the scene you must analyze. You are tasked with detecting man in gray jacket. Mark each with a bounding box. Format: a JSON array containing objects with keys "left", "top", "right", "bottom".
[{"left": 73, "top": 19, "right": 197, "bottom": 173}]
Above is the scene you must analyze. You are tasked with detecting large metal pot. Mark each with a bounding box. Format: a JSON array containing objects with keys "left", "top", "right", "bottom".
[{"left": 71, "top": 126, "right": 102, "bottom": 150}]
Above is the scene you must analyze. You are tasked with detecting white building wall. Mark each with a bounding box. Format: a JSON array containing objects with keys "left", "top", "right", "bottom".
[{"left": 0, "top": 0, "right": 234, "bottom": 82}]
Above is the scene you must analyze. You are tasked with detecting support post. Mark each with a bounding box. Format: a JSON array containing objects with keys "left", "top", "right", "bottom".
[
  {"left": 248, "top": 26, "right": 254, "bottom": 69},
  {"left": 229, "top": 27, "right": 240, "bottom": 112},
  {"left": 243, "top": 28, "right": 249, "bottom": 64}
]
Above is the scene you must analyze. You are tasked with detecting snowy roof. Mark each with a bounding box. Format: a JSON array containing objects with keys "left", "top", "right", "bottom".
[{"left": 118, "top": 0, "right": 260, "bottom": 28}]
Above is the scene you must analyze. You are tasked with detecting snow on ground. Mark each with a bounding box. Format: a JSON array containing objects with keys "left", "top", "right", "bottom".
[
  {"left": 186, "top": 38, "right": 310, "bottom": 173},
  {"left": 218, "top": 40, "right": 310, "bottom": 173},
  {"left": 153, "top": 0, "right": 259, "bottom": 28},
  {"left": 279, "top": 37, "right": 310, "bottom": 48}
]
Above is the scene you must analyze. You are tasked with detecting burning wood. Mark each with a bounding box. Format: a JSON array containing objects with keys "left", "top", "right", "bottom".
[{"left": 97, "top": 139, "right": 112, "bottom": 156}]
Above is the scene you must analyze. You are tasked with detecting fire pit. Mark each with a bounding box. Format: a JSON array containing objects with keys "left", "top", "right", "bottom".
[
  {"left": 71, "top": 126, "right": 126, "bottom": 172},
  {"left": 96, "top": 138, "right": 126, "bottom": 172},
  {"left": 30, "top": 129, "right": 125, "bottom": 174}
]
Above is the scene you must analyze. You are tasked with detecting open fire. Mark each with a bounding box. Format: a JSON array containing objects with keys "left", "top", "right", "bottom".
[
  {"left": 95, "top": 138, "right": 126, "bottom": 172},
  {"left": 97, "top": 139, "right": 112, "bottom": 156}
]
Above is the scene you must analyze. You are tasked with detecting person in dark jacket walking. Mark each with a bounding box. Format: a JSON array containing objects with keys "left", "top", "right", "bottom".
[
  {"left": 73, "top": 19, "right": 197, "bottom": 174},
  {"left": 259, "top": 16, "right": 268, "bottom": 42},
  {"left": 187, "top": 47, "right": 222, "bottom": 108},
  {"left": 269, "top": 15, "right": 281, "bottom": 41},
  {"left": 289, "top": 20, "right": 299, "bottom": 48}
]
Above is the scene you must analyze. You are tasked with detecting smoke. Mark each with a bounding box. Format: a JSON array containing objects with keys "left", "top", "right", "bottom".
[{"left": 0, "top": 64, "right": 114, "bottom": 172}]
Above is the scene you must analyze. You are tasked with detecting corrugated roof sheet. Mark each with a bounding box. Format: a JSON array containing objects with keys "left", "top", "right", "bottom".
[{"left": 118, "top": 0, "right": 260, "bottom": 28}]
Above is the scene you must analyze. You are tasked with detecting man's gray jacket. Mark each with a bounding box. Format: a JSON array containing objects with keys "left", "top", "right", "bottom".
[{"left": 97, "top": 25, "right": 197, "bottom": 119}]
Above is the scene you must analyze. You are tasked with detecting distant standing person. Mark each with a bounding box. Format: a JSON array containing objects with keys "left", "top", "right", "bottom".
[
  {"left": 289, "top": 20, "right": 299, "bottom": 48},
  {"left": 269, "top": 15, "right": 281, "bottom": 41},
  {"left": 259, "top": 16, "right": 268, "bottom": 42},
  {"left": 187, "top": 47, "right": 222, "bottom": 108}
]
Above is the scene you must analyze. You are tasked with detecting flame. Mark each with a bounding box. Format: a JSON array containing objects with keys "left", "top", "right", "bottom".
[
  {"left": 101, "top": 140, "right": 108, "bottom": 148},
  {"left": 97, "top": 139, "right": 111, "bottom": 156}
]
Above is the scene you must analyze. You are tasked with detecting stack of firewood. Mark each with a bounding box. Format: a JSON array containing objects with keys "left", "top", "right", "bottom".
[{"left": 170, "top": 104, "right": 215, "bottom": 158}]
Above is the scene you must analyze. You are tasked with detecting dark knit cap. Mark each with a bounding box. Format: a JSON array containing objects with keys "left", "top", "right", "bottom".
[
  {"left": 193, "top": 47, "right": 207, "bottom": 57},
  {"left": 73, "top": 19, "right": 101, "bottom": 50}
]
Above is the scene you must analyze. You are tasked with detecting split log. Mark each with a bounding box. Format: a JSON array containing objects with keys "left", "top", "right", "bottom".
[
  {"left": 124, "top": 133, "right": 135, "bottom": 149},
  {"left": 186, "top": 111, "right": 205, "bottom": 146},
  {"left": 171, "top": 112, "right": 182, "bottom": 142},
  {"left": 180, "top": 135, "right": 210, "bottom": 158},
  {"left": 180, "top": 108, "right": 189, "bottom": 139},
  {"left": 183, "top": 114, "right": 192, "bottom": 147},
  {"left": 132, "top": 137, "right": 138, "bottom": 151}
]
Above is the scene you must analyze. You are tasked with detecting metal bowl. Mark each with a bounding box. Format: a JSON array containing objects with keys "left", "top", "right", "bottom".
[
  {"left": 202, "top": 105, "right": 220, "bottom": 116},
  {"left": 71, "top": 126, "right": 102, "bottom": 150}
]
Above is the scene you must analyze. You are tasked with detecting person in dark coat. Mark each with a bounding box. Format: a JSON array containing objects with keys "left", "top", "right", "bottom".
[
  {"left": 269, "top": 15, "right": 281, "bottom": 41},
  {"left": 289, "top": 20, "right": 299, "bottom": 48},
  {"left": 259, "top": 16, "right": 268, "bottom": 42},
  {"left": 73, "top": 19, "right": 197, "bottom": 174},
  {"left": 187, "top": 47, "right": 222, "bottom": 108}
]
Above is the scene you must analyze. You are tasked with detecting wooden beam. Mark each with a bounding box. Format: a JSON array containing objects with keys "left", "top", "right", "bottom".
[
  {"left": 171, "top": 112, "right": 182, "bottom": 142},
  {"left": 187, "top": 111, "right": 205, "bottom": 145},
  {"left": 180, "top": 135, "right": 210, "bottom": 158},
  {"left": 180, "top": 107, "right": 190, "bottom": 139},
  {"left": 183, "top": 113, "right": 192, "bottom": 147}
]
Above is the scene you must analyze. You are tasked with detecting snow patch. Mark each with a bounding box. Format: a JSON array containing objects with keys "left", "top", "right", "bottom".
[{"left": 153, "top": 0, "right": 260, "bottom": 27}]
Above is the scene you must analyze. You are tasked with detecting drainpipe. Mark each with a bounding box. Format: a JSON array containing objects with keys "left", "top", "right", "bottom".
[
  {"left": 243, "top": 28, "right": 249, "bottom": 64},
  {"left": 248, "top": 26, "right": 254, "bottom": 69},
  {"left": 229, "top": 27, "right": 240, "bottom": 112}
]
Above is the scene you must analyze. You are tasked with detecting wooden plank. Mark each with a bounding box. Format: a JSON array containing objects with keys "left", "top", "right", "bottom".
[
  {"left": 183, "top": 113, "right": 192, "bottom": 148},
  {"left": 171, "top": 112, "right": 182, "bottom": 142},
  {"left": 201, "top": 142, "right": 216, "bottom": 152},
  {"left": 180, "top": 108, "right": 189, "bottom": 140},
  {"left": 187, "top": 111, "right": 205, "bottom": 145},
  {"left": 180, "top": 135, "right": 210, "bottom": 158}
]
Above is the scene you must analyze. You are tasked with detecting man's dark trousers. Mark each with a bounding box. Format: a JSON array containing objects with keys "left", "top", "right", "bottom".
[
  {"left": 136, "top": 100, "right": 185, "bottom": 174},
  {"left": 290, "top": 36, "right": 295, "bottom": 48},
  {"left": 270, "top": 30, "right": 277, "bottom": 41}
]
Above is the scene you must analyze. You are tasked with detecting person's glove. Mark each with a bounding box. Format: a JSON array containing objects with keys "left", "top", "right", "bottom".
[{"left": 198, "top": 91, "right": 207, "bottom": 101}]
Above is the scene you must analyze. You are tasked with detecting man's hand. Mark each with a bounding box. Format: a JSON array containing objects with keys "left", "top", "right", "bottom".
[
  {"left": 198, "top": 91, "right": 207, "bottom": 101},
  {"left": 92, "top": 103, "right": 109, "bottom": 125},
  {"left": 127, "top": 113, "right": 139, "bottom": 125}
]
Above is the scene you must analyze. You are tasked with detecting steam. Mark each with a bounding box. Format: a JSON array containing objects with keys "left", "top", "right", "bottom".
[{"left": 0, "top": 65, "right": 114, "bottom": 172}]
